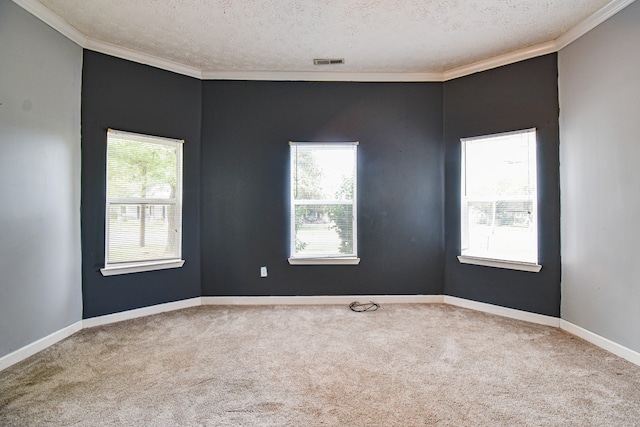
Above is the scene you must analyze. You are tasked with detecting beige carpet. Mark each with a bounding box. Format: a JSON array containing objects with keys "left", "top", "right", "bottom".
[{"left": 1, "top": 304, "right": 639, "bottom": 426}]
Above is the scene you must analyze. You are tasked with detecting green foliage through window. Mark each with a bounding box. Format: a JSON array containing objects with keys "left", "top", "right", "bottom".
[
  {"left": 290, "top": 143, "right": 357, "bottom": 258},
  {"left": 461, "top": 129, "right": 537, "bottom": 264},
  {"left": 105, "top": 130, "right": 183, "bottom": 266}
]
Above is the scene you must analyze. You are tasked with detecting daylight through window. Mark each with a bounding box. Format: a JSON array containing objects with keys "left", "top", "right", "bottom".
[
  {"left": 103, "top": 129, "right": 184, "bottom": 275},
  {"left": 461, "top": 129, "right": 538, "bottom": 265},
  {"left": 289, "top": 142, "right": 358, "bottom": 262}
]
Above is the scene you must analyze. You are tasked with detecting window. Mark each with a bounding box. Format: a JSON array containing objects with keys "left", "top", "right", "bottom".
[
  {"left": 289, "top": 142, "right": 359, "bottom": 265},
  {"left": 101, "top": 129, "right": 184, "bottom": 276},
  {"left": 459, "top": 129, "right": 541, "bottom": 272}
]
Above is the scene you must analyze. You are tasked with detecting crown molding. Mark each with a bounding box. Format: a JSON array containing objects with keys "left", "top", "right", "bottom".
[
  {"left": 84, "top": 38, "right": 203, "bottom": 79},
  {"left": 12, "top": 0, "right": 635, "bottom": 82},
  {"left": 555, "top": 0, "right": 637, "bottom": 50},
  {"left": 443, "top": 41, "right": 557, "bottom": 81},
  {"left": 201, "top": 70, "right": 444, "bottom": 82},
  {"left": 12, "top": 0, "right": 86, "bottom": 46}
]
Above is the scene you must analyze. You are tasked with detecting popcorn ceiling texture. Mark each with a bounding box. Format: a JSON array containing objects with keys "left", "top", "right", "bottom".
[{"left": 37, "top": 0, "right": 611, "bottom": 72}]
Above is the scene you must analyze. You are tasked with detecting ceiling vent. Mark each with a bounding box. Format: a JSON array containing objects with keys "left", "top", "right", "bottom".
[{"left": 314, "top": 58, "right": 345, "bottom": 65}]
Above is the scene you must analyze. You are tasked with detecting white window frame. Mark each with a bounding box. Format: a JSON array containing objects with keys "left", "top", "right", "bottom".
[
  {"left": 101, "top": 129, "right": 185, "bottom": 276},
  {"left": 458, "top": 128, "right": 542, "bottom": 273},
  {"left": 288, "top": 141, "right": 360, "bottom": 265}
]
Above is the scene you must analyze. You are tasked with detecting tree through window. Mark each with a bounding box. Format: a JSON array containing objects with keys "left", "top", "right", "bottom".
[
  {"left": 289, "top": 142, "right": 358, "bottom": 261},
  {"left": 103, "top": 129, "right": 183, "bottom": 273},
  {"left": 461, "top": 128, "right": 538, "bottom": 264}
]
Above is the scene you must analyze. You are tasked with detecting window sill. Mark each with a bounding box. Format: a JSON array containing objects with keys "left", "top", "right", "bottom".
[
  {"left": 288, "top": 257, "right": 360, "bottom": 265},
  {"left": 457, "top": 256, "right": 541, "bottom": 273},
  {"left": 100, "top": 259, "right": 185, "bottom": 276}
]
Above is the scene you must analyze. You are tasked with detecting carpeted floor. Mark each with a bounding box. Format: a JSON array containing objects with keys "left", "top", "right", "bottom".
[{"left": 1, "top": 304, "right": 639, "bottom": 426}]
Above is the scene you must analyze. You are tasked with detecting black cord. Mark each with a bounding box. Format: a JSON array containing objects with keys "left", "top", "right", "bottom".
[{"left": 349, "top": 301, "right": 380, "bottom": 312}]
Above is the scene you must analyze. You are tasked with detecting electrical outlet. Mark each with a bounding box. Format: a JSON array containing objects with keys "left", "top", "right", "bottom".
[{"left": 260, "top": 266, "right": 268, "bottom": 277}]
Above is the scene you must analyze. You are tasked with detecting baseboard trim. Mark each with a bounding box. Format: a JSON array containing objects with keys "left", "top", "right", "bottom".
[
  {"left": 82, "top": 297, "right": 202, "bottom": 329},
  {"left": 444, "top": 296, "right": 561, "bottom": 327},
  {"left": 0, "top": 321, "right": 83, "bottom": 371},
  {"left": 201, "top": 295, "right": 444, "bottom": 305},
  {"left": 560, "top": 320, "right": 640, "bottom": 366},
  {"left": 4, "top": 295, "right": 640, "bottom": 372}
]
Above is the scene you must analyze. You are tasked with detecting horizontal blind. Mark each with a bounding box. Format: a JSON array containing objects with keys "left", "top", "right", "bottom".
[
  {"left": 290, "top": 142, "right": 357, "bottom": 258},
  {"left": 105, "top": 129, "right": 183, "bottom": 266}
]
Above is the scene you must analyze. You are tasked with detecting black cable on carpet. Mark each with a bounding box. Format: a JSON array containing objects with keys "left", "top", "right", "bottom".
[{"left": 349, "top": 301, "right": 380, "bottom": 312}]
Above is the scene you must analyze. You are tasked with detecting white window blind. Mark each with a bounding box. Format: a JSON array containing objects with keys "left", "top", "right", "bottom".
[
  {"left": 103, "top": 129, "right": 184, "bottom": 272},
  {"left": 461, "top": 128, "right": 538, "bottom": 264},
  {"left": 290, "top": 142, "right": 358, "bottom": 260}
]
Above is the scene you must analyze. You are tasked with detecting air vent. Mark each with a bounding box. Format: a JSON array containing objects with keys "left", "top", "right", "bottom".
[{"left": 314, "top": 58, "right": 345, "bottom": 66}]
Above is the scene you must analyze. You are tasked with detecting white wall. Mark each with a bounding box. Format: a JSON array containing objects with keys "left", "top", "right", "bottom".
[
  {"left": 559, "top": 0, "right": 640, "bottom": 353},
  {"left": 0, "top": 0, "right": 83, "bottom": 358}
]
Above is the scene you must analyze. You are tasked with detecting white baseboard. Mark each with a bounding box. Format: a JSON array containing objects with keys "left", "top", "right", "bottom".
[
  {"left": 3, "top": 295, "right": 640, "bottom": 372},
  {"left": 444, "top": 296, "right": 561, "bottom": 327},
  {"left": 201, "top": 295, "right": 444, "bottom": 305},
  {"left": 560, "top": 320, "right": 640, "bottom": 366},
  {"left": 82, "top": 297, "right": 202, "bottom": 329},
  {"left": 0, "top": 320, "right": 83, "bottom": 371}
]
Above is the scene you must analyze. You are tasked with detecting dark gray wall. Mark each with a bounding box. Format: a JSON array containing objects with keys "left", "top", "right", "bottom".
[
  {"left": 443, "top": 54, "right": 561, "bottom": 317},
  {"left": 80, "top": 48, "right": 560, "bottom": 316},
  {"left": 201, "top": 81, "right": 444, "bottom": 296},
  {"left": 559, "top": 1, "right": 640, "bottom": 352},
  {"left": 0, "top": 0, "right": 82, "bottom": 358},
  {"left": 81, "top": 51, "right": 202, "bottom": 318}
]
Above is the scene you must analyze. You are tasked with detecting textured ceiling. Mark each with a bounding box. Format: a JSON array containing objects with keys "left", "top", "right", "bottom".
[{"left": 35, "top": 0, "right": 614, "bottom": 74}]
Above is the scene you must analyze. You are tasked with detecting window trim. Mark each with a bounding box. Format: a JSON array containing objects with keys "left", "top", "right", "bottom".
[
  {"left": 101, "top": 129, "right": 185, "bottom": 276},
  {"left": 288, "top": 141, "right": 359, "bottom": 265},
  {"left": 100, "top": 259, "right": 185, "bottom": 276},
  {"left": 288, "top": 257, "right": 360, "bottom": 265},
  {"left": 457, "top": 255, "right": 541, "bottom": 272},
  {"left": 459, "top": 128, "right": 541, "bottom": 272}
]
